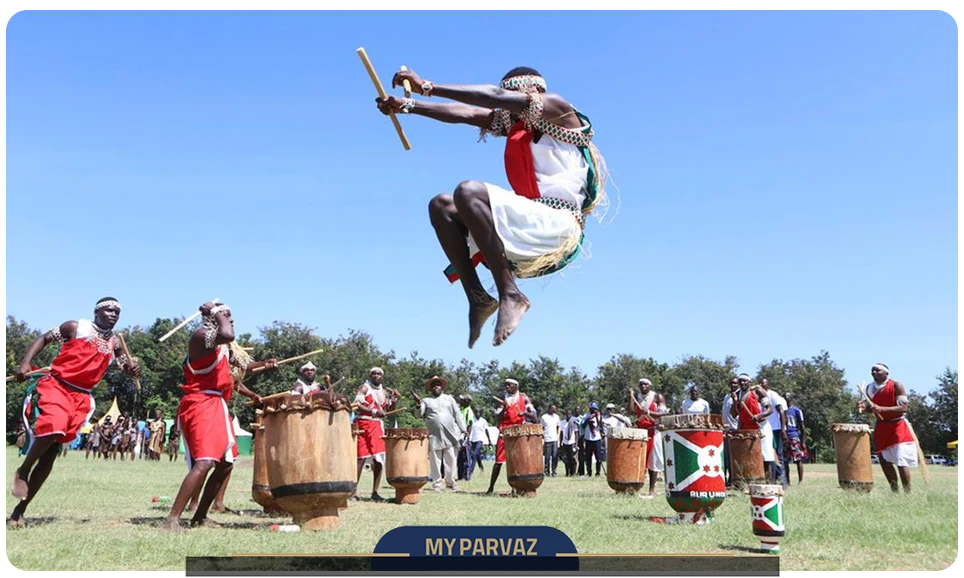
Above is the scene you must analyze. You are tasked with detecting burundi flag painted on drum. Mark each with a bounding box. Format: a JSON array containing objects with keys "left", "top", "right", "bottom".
[
  {"left": 749, "top": 484, "right": 786, "bottom": 554},
  {"left": 662, "top": 427, "right": 726, "bottom": 523}
]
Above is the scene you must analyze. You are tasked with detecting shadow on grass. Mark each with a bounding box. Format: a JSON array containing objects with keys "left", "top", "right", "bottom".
[
  {"left": 6, "top": 516, "right": 59, "bottom": 528},
  {"left": 129, "top": 517, "right": 276, "bottom": 530}
]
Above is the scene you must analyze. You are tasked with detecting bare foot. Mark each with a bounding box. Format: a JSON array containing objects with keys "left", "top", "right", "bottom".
[
  {"left": 190, "top": 517, "right": 223, "bottom": 529},
  {"left": 7, "top": 516, "right": 24, "bottom": 528},
  {"left": 493, "top": 293, "right": 530, "bottom": 346},
  {"left": 12, "top": 471, "right": 28, "bottom": 500},
  {"left": 163, "top": 517, "right": 186, "bottom": 533},
  {"left": 468, "top": 292, "right": 498, "bottom": 349}
]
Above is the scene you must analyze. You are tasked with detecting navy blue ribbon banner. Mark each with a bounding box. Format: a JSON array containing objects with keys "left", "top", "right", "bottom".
[{"left": 186, "top": 525, "right": 778, "bottom": 575}]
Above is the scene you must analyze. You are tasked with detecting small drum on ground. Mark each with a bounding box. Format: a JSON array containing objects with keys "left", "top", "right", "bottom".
[
  {"left": 263, "top": 391, "right": 356, "bottom": 530},
  {"left": 727, "top": 429, "right": 766, "bottom": 489},
  {"left": 748, "top": 484, "right": 785, "bottom": 554},
  {"left": 832, "top": 423, "right": 873, "bottom": 492},
  {"left": 250, "top": 410, "right": 285, "bottom": 516},
  {"left": 503, "top": 424, "right": 544, "bottom": 497},
  {"left": 384, "top": 428, "right": 430, "bottom": 505},
  {"left": 660, "top": 414, "right": 726, "bottom": 524},
  {"left": 606, "top": 427, "right": 648, "bottom": 494}
]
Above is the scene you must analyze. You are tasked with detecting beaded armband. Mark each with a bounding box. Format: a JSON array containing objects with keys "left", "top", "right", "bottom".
[
  {"left": 421, "top": 80, "right": 434, "bottom": 97},
  {"left": 45, "top": 326, "right": 64, "bottom": 345},
  {"left": 398, "top": 98, "right": 415, "bottom": 114}
]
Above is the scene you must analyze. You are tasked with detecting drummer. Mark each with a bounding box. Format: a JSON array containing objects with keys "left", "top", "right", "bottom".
[
  {"left": 631, "top": 378, "right": 669, "bottom": 497},
  {"left": 353, "top": 367, "right": 400, "bottom": 502},
  {"left": 729, "top": 373, "right": 773, "bottom": 482},
  {"left": 485, "top": 377, "right": 536, "bottom": 495},
  {"left": 289, "top": 362, "right": 326, "bottom": 395},
  {"left": 858, "top": 363, "right": 917, "bottom": 493}
]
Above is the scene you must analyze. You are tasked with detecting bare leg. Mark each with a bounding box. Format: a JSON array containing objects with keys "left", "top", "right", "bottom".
[
  {"left": 428, "top": 193, "right": 499, "bottom": 348},
  {"left": 451, "top": 181, "right": 530, "bottom": 346},
  {"left": 371, "top": 461, "right": 385, "bottom": 501},
  {"left": 486, "top": 463, "right": 502, "bottom": 494},
  {"left": 879, "top": 459, "right": 900, "bottom": 492},
  {"left": 165, "top": 460, "right": 214, "bottom": 532},
  {"left": 796, "top": 462, "right": 804, "bottom": 484},
  {"left": 211, "top": 470, "right": 232, "bottom": 512},
  {"left": 351, "top": 459, "right": 366, "bottom": 500},
  {"left": 10, "top": 443, "right": 60, "bottom": 522},
  {"left": 13, "top": 435, "right": 58, "bottom": 500},
  {"left": 191, "top": 462, "right": 233, "bottom": 526},
  {"left": 897, "top": 465, "right": 912, "bottom": 493},
  {"left": 648, "top": 469, "right": 659, "bottom": 496}
]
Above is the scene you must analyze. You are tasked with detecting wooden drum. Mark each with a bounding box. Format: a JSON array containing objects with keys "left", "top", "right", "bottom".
[
  {"left": 660, "top": 414, "right": 726, "bottom": 524},
  {"left": 250, "top": 410, "right": 285, "bottom": 516},
  {"left": 263, "top": 391, "right": 356, "bottom": 530},
  {"left": 727, "top": 429, "right": 766, "bottom": 488},
  {"left": 606, "top": 427, "right": 648, "bottom": 494},
  {"left": 832, "top": 423, "right": 873, "bottom": 492},
  {"left": 384, "top": 428, "right": 430, "bottom": 505},
  {"left": 503, "top": 424, "right": 544, "bottom": 497}
]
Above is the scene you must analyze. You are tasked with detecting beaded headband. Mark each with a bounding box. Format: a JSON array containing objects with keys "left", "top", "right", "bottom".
[
  {"left": 500, "top": 75, "right": 547, "bottom": 93},
  {"left": 95, "top": 300, "right": 121, "bottom": 311},
  {"left": 209, "top": 304, "right": 231, "bottom": 316}
]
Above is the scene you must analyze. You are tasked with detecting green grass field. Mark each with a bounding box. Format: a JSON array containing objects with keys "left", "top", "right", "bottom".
[{"left": 4, "top": 447, "right": 958, "bottom": 571}]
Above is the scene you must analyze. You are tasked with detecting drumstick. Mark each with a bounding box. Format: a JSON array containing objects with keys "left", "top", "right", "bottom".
[
  {"left": 248, "top": 349, "right": 325, "bottom": 374},
  {"left": 6, "top": 367, "right": 50, "bottom": 382},
  {"left": 399, "top": 65, "right": 413, "bottom": 97},
  {"left": 357, "top": 47, "right": 411, "bottom": 151},
  {"left": 158, "top": 298, "right": 220, "bottom": 342},
  {"left": 116, "top": 332, "right": 140, "bottom": 392},
  {"left": 382, "top": 406, "right": 408, "bottom": 417},
  {"left": 492, "top": 396, "right": 506, "bottom": 405}
]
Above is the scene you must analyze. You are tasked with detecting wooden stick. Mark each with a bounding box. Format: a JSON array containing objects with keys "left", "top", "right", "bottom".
[
  {"left": 400, "top": 64, "right": 412, "bottom": 97},
  {"left": 858, "top": 381, "right": 930, "bottom": 486},
  {"left": 382, "top": 406, "right": 408, "bottom": 417},
  {"left": 6, "top": 367, "right": 50, "bottom": 382},
  {"left": 116, "top": 333, "right": 140, "bottom": 392},
  {"left": 158, "top": 298, "right": 219, "bottom": 342},
  {"left": 357, "top": 47, "right": 411, "bottom": 151},
  {"left": 248, "top": 348, "right": 325, "bottom": 374}
]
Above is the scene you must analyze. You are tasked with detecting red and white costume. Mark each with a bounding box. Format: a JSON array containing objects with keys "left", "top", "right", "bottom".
[
  {"left": 354, "top": 381, "right": 392, "bottom": 464},
  {"left": 495, "top": 393, "right": 532, "bottom": 464},
  {"left": 869, "top": 379, "right": 918, "bottom": 467},
  {"left": 177, "top": 345, "right": 236, "bottom": 470},
  {"left": 27, "top": 319, "right": 116, "bottom": 446},
  {"left": 634, "top": 392, "right": 665, "bottom": 471}
]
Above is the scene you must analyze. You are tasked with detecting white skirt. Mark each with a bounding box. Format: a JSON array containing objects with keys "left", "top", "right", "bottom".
[
  {"left": 467, "top": 183, "right": 581, "bottom": 267},
  {"left": 880, "top": 442, "right": 918, "bottom": 467}
]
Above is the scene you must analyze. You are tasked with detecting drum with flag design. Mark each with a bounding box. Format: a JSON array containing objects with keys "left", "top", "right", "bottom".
[
  {"left": 749, "top": 484, "right": 785, "bottom": 554},
  {"left": 660, "top": 414, "right": 727, "bottom": 524}
]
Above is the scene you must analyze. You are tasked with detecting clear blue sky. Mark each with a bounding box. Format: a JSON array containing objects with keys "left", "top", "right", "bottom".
[{"left": 5, "top": 11, "right": 958, "bottom": 395}]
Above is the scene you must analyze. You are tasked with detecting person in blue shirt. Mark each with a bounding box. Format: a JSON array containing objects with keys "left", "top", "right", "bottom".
[{"left": 782, "top": 393, "right": 807, "bottom": 485}]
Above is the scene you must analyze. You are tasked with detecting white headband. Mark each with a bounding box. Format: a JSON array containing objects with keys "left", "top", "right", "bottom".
[
  {"left": 209, "top": 304, "right": 231, "bottom": 316},
  {"left": 872, "top": 363, "right": 889, "bottom": 373},
  {"left": 370, "top": 367, "right": 384, "bottom": 375},
  {"left": 300, "top": 362, "right": 316, "bottom": 372},
  {"left": 505, "top": 378, "right": 519, "bottom": 386},
  {"left": 639, "top": 378, "right": 652, "bottom": 386},
  {"left": 738, "top": 373, "right": 751, "bottom": 380},
  {"left": 95, "top": 300, "right": 121, "bottom": 311}
]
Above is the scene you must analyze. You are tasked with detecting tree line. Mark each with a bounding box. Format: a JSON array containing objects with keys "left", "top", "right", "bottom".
[{"left": 5, "top": 315, "right": 957, "bottom": 460}]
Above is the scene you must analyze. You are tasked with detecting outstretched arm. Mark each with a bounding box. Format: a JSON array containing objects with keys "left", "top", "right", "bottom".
[
  {"left": 377, "top": 96, "right": 493, "bottom": 128},
  {"left": 390, "top": 69, "right": 578, "bottom": 124}
]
